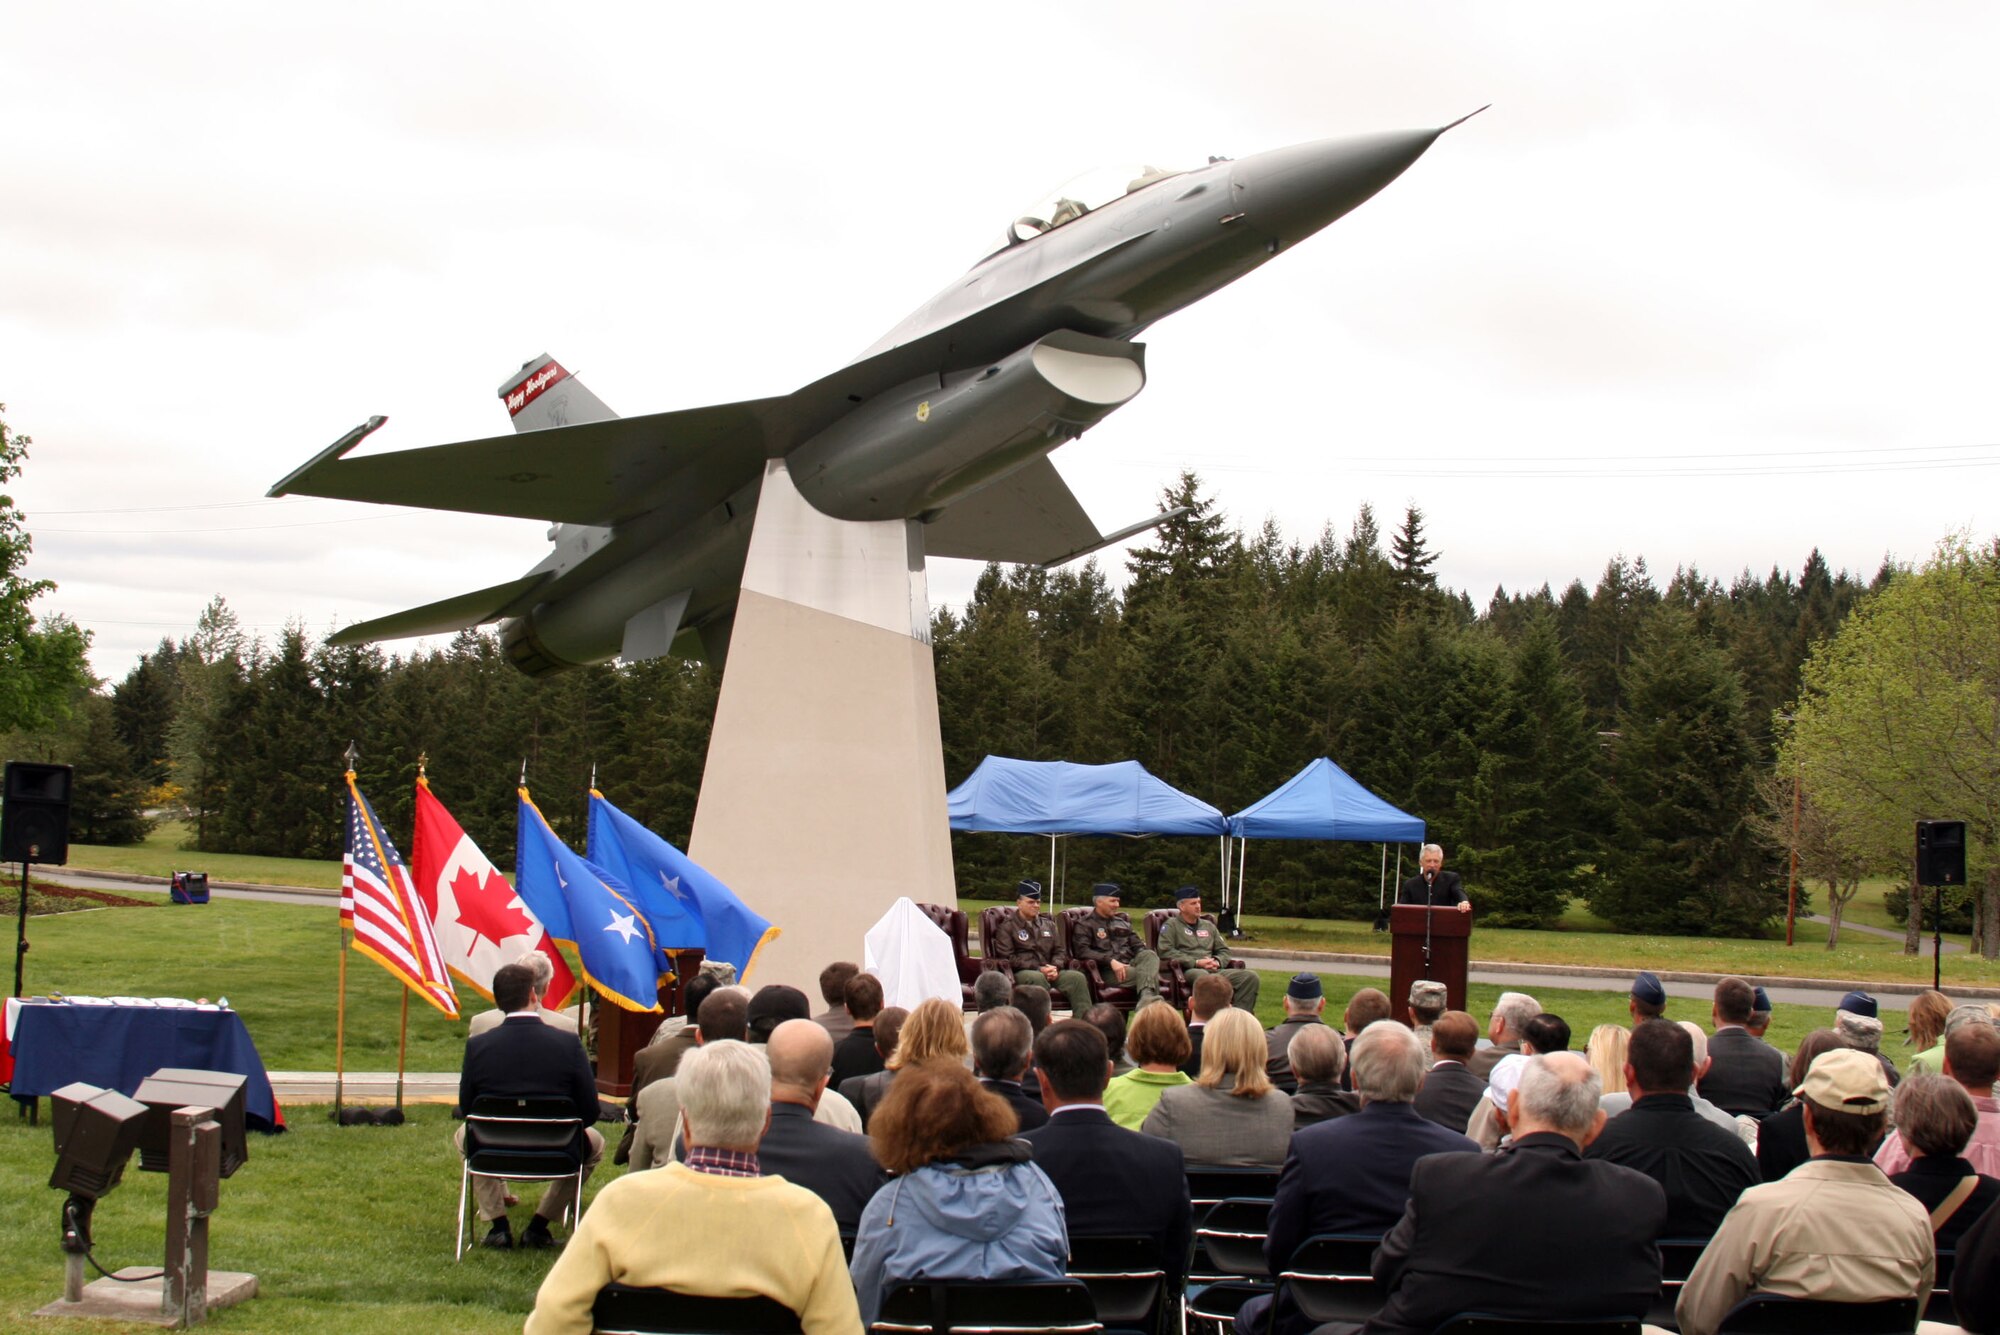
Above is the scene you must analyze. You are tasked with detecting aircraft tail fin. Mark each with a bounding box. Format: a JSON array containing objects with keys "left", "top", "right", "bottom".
[
  {"left": 327, "top": 571, "right": 550, "bottom": 646},
  {"left": 499, "top": 354, "right": 618, "bottom": 433}
]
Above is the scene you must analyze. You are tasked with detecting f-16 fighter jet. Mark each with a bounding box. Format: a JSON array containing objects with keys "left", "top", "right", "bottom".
[{"left": 272, "top": 115, "right": 1480, "bottom": 676}]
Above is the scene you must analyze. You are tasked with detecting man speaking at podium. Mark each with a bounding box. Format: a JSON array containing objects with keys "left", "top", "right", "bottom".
[{"left": 1397, "top": 844, "right": 1472, "bottom": 914}]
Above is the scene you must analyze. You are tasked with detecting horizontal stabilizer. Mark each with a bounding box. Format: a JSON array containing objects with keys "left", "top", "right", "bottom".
[
  {"left": 271, "top": 398, "right": 791, "bottom": 527},
  {"left": 921, "top": 457, "right": 1101, "bottom": 566},
  {"left": 327, "top": 572, "right": 551, "bottom": 646}
]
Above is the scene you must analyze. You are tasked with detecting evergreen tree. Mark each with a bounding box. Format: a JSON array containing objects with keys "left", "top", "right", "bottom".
[
  {"left": 64, "top": 695, "right": 153, "bottom": 844},
  {"left": 112, "top": 643, "right": 181, "bottom": 791},
  {"left": 1389, "top": 503, "right": 1442, "bottom": 616},
  {"left": 1590, "top": 607, "right": 1776, "bottom": 935}
]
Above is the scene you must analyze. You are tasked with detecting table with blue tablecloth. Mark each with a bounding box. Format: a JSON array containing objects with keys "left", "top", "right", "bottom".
[{"left": 6, "top": 1001, "right": 285, "bottom": 1132}]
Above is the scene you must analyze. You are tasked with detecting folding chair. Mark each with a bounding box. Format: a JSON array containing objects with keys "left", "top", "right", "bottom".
[
  {"left": 1714, "top": 1294, "right": 1920, "bottom": 1334},
  {"left": 1066, "top": 1235, "right": 1171, "bottom": 1335},
  {"left": 871, "top": 1280, "right": 1103, "bottom": 1335},
  {"left": 1278, "top": 1232, "right": 1386, "bottom": 1326},
  {"left": 1646, "top": 1237, "right": 1708, "bottom": 1328},
  {"left": 454, "top": 1095, "right": 586, "bottom": 1259},
  {"left": 593, "top": 1284, "right": 803, "bottom": 1335},
  {"left": 1183, "top": 1169, "right": 1278, "bottom": 1285}
]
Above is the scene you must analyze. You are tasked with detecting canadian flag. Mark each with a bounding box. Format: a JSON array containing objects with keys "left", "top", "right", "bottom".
[{"left": 410, "top": 778, "right": 577, "bottom": 1009}]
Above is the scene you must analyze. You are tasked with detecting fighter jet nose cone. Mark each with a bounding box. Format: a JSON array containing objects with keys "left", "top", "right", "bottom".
[{"left": 1230, "top": 127, "right": 1446, "bottom": 250}]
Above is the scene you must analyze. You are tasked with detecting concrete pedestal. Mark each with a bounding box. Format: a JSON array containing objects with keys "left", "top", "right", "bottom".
[
  {"left": 34, "top": 1269, "right": 256, "bottom": 1326},
  {"left": 688, "top": 461, "right": 956, "bottom": 994}
]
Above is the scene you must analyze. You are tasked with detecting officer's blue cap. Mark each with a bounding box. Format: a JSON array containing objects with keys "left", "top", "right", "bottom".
[
  {"left": 1016, "top": 880, "right": 1043, "bottom": 901},
  {"left": 1091, "top": 883, "right": 1121, "bottom": 899},
  {"left": 1286, "top": 973, "right": 1323, "bottom": 1001},
  {"left": 1752, "top": 986, "right": 1772, "bottom": 1014},
  {"left": 1632, "top": 971, "right": 1667, "bottom": 1007},
  {"left": 1175, "top": 886, "right": 1202, "bottom": 903},
  {"left": 1839, "top": 990, "right": 1878, "bottom": 1018}
]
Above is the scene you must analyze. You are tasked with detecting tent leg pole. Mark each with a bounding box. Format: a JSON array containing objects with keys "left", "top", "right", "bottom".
[
  {"left": 1049, "top": 837, "right": 1056, "bottom": 909},
  {"left": 1380, "top": 845, "right": 1388, "bottom": 910}
]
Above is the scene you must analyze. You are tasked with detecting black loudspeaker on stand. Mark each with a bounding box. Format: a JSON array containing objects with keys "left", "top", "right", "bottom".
[
  {"left": 1916, "top": 818, "right": 1967, "bottom": 993},
  {"left": 6, "top": 760, "right": 73, "bottom": 998}
]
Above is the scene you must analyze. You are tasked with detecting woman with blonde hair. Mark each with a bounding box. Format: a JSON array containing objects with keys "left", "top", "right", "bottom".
[
  {"left": 1906, "top": 990, "right": 1954, "bottom": 1076},
  {"left": 887, "top": 996, "right": 971, "bottom": 1070},
  {"left": 1140, "top": 1006, "right": 1292, "bottom": 1166},
  {"left": 1105, "top": 1002, "right": 1194, "bottom": 1130},
  {"left": 1587, "top": 1024, "right": 1631, "bottom": 1095},
  {"left": 849, "top": 1062, "right": 1067, "bottom": 1326}
]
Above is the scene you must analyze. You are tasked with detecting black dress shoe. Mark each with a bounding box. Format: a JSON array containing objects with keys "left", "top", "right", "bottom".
[
  {"left": 519, "top": 1220, "right": 556, "bottom": 1249},
  {"left": 481, "top": 1219, "right": 513, "bottom": 1250}
]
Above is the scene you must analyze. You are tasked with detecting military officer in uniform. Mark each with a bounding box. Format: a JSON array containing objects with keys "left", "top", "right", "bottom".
[
  {"left": 992, "top": 881, "right": 1093, "bottom": 1016},
  {"left": 1157, "top": 887, "right": 1259, "bottom": 1011},
  {"left": 1067, "top": 883, "right": 1163, "bottom": 1011}
]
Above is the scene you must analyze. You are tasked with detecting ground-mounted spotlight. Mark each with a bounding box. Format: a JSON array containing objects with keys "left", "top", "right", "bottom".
[
  {"left": 47, "top": 1081, "right": 149, "bottom": 1300},
  {"left": 134, "top": 1069, "right": 248, "bottom": 1178}
]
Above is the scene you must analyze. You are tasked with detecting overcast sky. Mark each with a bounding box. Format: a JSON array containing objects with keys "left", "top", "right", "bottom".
[{"left": 6, "top": 2, "right": 1996, "bottom": 683}]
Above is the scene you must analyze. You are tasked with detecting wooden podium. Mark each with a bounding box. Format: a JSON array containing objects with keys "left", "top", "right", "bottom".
[
  {"left": 1389, "top": 905, "right": 1471, "bottom": 1018},
  {"left": 594, "top": 949, "right": 705, "bottom": 1098}
]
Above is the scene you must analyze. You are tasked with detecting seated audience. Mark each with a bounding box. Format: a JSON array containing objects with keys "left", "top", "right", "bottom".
[
  {"left": 1407, "top": 979, "right": 1447, "bottom": 1065},
  {"left": 848, "top": 1061, "right": 1067, "bottom": 1327},
  {"left": 1522, "top": 1011, "right": 1571, "bottom": 1055},
  {"left": 1586, "top": 1022, "right": 1630, "bottom": 1096},
  {"left": 524, "top": 1039, "right": 860, "bottom": 1335},
  {"left": 1010, "top": 983, "right": 1053, "bottom": 1036},
  {"left": 1083, "top": 1002, "right": 1135, "bottom": 1078},
  {"left": 467, "top": 948, "right": 581, "bottom": 1037},
  {"left": 1585, "top": 1018, "right": 1759, "bottom": 1238},
  {"left": 616, "top": 973, "right": 722, "bottom": 1164},
  {"left": 1756, "top": 1027, "right": 1848, "bottom": 1182},
  {"left": 1599, "top": 1021, "right": 1746, "bottom": 1140},
  {"left": 1468, "top": 991, "right": 1538, "bottom": 1080},
  {"left": 845, "top": 998, "right": 962, "bottom": 1130},
  {"left": 1878, "top": 1018, "right": 2000, "bottom": 1177},
  {"left": 1242, "top": 1020, "right": 1476, "bottom": 1335},
  {"left": 1629, "top": 970, "right": 1668, "bottom": 1023},
  {"left": 837, "top": 1005, "right": 907, "bottom": 1129},
  {"left": 1182, "top": 973, "right": 1233, "bottom": 1078},
  {"left": 630, "top": 989, "right": 749, "bottom": 1172},
  {"left": 1698, "top": 975, "right": 1789, "bottom": 1117},
  {"left": 1747, "top": 985, "right": 1774, "bottom": 1040},
  {"left": 962, "top": 970, "right": 1011, "bottom": 1044},
  {"left": 973, "top": 1006, "right": 1048, "bottom": 1130},
  {"left": 1837, "top": 989, "right": 1901, "bottom": 1087},
  {"left": 1142, "top": 1006, "right": 1294, "bottom": 1166},
  {"left": 1022, "top": 1019, "right": 1192, "bottom": 1288},
  {"left": 1105, "top": 1001, "right": 1193, "bottom": 1130},
  {"left": 1343, "top": 987, "right": 1392, "bottom": 1070},
  {"left": 1883, "top": 1073, "right": 2000, "bottom": 1251},
  {"left": 829, "top": 972, "right": 888, "bottom": 1089},
  {"left": 1464, "top": 1052, "right": 1528, "bottom": 1152},
  {"left": 1288, "top": 1025, "right": 1359, "bottom": 1128},
  {"left": 1904, "top": 988, "right": 1954, "bottom": 1076},
  {"left": 746, "top": 984, "right": 810, "bottom": 1044},
  {"left": 457, "top": 963, "right": 606, "bottom": 1250},
  {"left": 761, "top": 1019, "right": 886, "bottom": 1232},
  {"left": 1676, "top": 1049, "right": 1934, "bottom": 1335},
  {"left": 1413, "top": 1010, "right": 1485, "bottom": 1134},
  {"left": 812, "top": 961, "right": 861, "bottom": 1044},
  {"left": 1357, "top": 1052, "right": 1666, "bottom": 1335},
  {"left": 1266, "top": 973, "right": 1328, "bottom": 1093}
]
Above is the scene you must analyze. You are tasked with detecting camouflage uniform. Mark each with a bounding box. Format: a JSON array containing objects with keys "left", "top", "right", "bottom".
[
  {"left": 990, "top": 908, "right": 1092, "bottom": 1016},
  {"left": 1066, "top": 910, "right": 1162, "bottom": 1010},
  {"left": 1156, "top": 914, "right": 1260, "bottom": 1010}
]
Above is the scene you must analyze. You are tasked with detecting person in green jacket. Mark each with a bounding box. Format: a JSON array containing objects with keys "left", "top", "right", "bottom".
[
  {"left": 1157, "top": 887, "right": 1260, "bottom": 1011},
  {"left": 1105, "top": 1000, "right": 1195, "bottom": 1130}
]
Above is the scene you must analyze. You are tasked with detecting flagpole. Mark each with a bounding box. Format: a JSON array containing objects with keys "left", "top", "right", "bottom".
[
  {"left": 335, "top": 742, "right": 358, "bottom": 1120},
  {"left": 395, "top": 986, "right": 409, "bottom": 1114}
]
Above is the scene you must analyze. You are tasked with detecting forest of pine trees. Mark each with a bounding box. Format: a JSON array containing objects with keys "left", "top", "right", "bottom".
[{"left": 7, "top": 472, "right": 1883, "bottom": 937}]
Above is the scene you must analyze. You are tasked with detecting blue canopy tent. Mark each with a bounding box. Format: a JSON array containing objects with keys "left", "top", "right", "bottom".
[
  {"left": 947, "top": 757, "right": 1230, "bottom": 907},
  {"left": 1224, "top": 758, "right": 1426, "bottom": 926}
]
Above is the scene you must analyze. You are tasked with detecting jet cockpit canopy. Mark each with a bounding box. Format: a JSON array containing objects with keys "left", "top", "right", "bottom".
[{"left": 1002, "top": 163, "right": 1184, "bottom": 246}]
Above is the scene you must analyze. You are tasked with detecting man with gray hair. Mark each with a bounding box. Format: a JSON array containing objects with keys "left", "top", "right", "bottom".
[
  {"left": 1395, "top": 843, "right": 1470, "bottom": 913},
  {"left": 1266, "top": 973, "right": 1329, "bottom": 1093},
  {"left": 1239, "top": 1021, "right": 1475, "bottom": 1335},
  {"left": 1355, "top": 1052, "right": 1666, "bottom": 1335},
  {"left": 467, "top": 948, "right": 581, "bottom": 1037},
  {"left": 1287, "top": 1024, "right": 1357, "bottom": 1128},
  {"left": 973, "top": 1006, "right": 1048, "bottom": 1130},
  {"left": 1468, "top": 990, "right": 1538, "bottom": 1081},
  {"left": 525, "top": 1039, "right": 863, "bottom": 1335}
]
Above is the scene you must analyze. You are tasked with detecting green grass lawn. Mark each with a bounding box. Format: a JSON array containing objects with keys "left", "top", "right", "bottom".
[{"left": 69, "top": 821, "right": 344, "bottom": 891}]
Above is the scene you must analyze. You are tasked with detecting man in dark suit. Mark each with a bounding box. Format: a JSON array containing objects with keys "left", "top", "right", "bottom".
[
  {"left": 1698, "top": 976, "right": 1788, "bottom": 1117},
  {"left": 615, "top": 973, "right": 723, "bottom": 1165},
  {"left": 1022, "top": 1019, "right": 1193, "bottom": 1288},
  {"left": 456, "top": 962, "right": 606, "bottom": 1250},
  {"left": 761, "top": 1019, "right": 885, "bottom": 1231},
  {"left": 973, "top": 1007, "right": 1048, "bottom": 1130},
  {"left": 828, "top": 972, "right": 888, "bottom": 1089},
  {"left": 1240, "top": 1021, "right": 1477, "bottom": 1335},
  {"left": 1394, "top": 843, "right": 1470, "bottom": 913},
  {"left": 838, "top": 1006, "right": 907, "bottom": 1130},
  {"left": 1346, "top": 1052, "right": 1665, "bottom": 1335},
  {"left": 1413, "top": 1011, "right": 1486, "bottom": 1134},
  {"left": 1182, "top": 973, "right": 1232, "bottom": 1078}
]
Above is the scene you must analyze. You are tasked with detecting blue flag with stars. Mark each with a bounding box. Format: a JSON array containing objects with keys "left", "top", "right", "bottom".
[
  {"left": 514, "top": 788, "right": 664, "bottom": 1012},
  {"left": 587, "top": 790, "right": 778, "bottom": 980}
]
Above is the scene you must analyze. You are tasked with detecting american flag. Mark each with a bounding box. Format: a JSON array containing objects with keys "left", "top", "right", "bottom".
[{"left": 343, "top": 774, "right": 459, "bottom": 1018}]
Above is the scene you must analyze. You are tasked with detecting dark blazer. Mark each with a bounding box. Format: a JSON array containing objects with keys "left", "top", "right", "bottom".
[
  {"left": 1756, "top": 1102, "right": 1809, "bottom": 1182},
  {"left": 1366, "top": 1132, "right": 1665, "bottom": 1335},
  {"left": 980, "top": 1077, "right": 1049, "bottom": 1131},
  {"left": 1891, "top": 1156, "right": 2000, "bottom": 1252},
  {"left": 1413, "top": 1059, "right": 1486, "bottom": 1135},
  {"left": 1291, "top": 1083, "right": 1360, "bottom": 1129},
  {"left": 460, "top": 1012, "right": 604, "bottom": 1127},
  {"left": 757, "top": 1101, "right": 885, "bottom": 1231},
  {"left": 1951, "top": 1178, "right": 2000, "bottom": 1331},
  {"left": 830, "top": 1027, "right": 886, "bottom": 1090},
  {"left": 840, "top": 1068, "right": 896, "bottom": 1130},
  {"left": 1395, "top": 869, "right": 1465, "bottom": 908},
  {"left": 1466, "top": 1039, "right": 1519, "bottom": 1083},
  {"left": 1022, "top": 1106, "right": 1193, "bottom": 1286},
  {"left": 1368, "top": 1135, "right": 1664, "bottom": 1335},
  {"left": 1265, "top": 1016, "right": 1326, "bottom": 1093},
  {"left": 1584, "top": 1092, "right": 1760, "bottom": 1238},
  {"left": 1697, "top": 1027, "right": 1790, "bottom": 1117},
  {"left": 1182, "top": 1023, "right": 1207, "bottom": 1079}
]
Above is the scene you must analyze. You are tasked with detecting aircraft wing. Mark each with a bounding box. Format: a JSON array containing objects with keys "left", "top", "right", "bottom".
[
  {"left": 326, "top": 571, "right": 552, "bottom": 646},
  {"left": 271, "top": 398, "right": 792, "bottom": 527},
  {"left": 920, "top": 457, "right": 1102, "bottom": 565}
]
